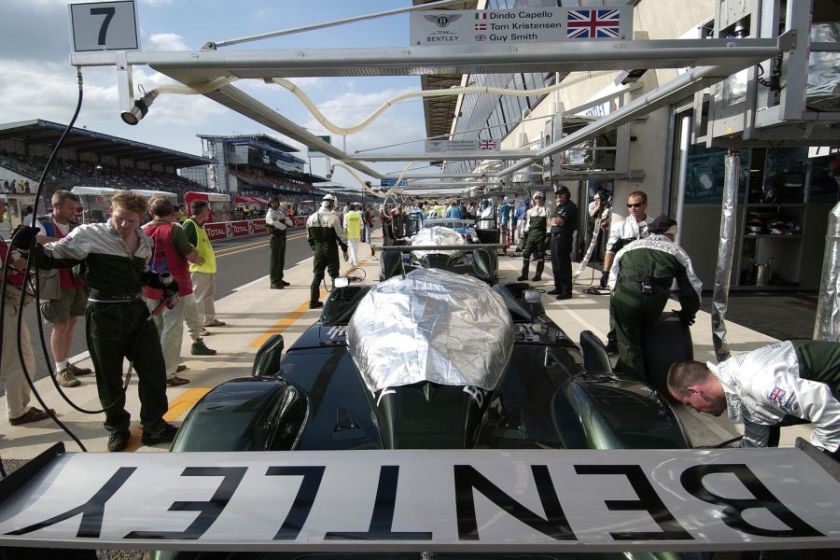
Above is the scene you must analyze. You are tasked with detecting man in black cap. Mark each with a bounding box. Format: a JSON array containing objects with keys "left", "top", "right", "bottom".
[
  {"left": 265, "top": 196, "right": 293, "bottom": 289},
  {"left": 548, "top": 186, "right": 577, "bottom": 299},
  {"left": 607, "top": 215, "right": 702, "bottom": 383}
]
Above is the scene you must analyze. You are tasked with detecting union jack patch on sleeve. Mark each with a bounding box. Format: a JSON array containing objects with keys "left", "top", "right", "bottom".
[{"left": 768, "top": 386, "right": 787, "bottom": 406}]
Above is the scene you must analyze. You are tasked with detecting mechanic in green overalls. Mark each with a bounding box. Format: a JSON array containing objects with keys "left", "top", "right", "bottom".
[
  {"left": 306, "top": 194, "right": 348, "bottom": 309},
  {"left": 516, "top": 191, "right": 549, "bottom": 282},
  {"left": 607, "top": 215, "right": 702, "bottom": 383}
]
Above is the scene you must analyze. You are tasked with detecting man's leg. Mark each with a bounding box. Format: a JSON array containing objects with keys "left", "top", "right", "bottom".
[
  {"left": 190, "top": 272, "right": 207, "bottom": 326},
  {"left": 269, "top": 235, "right": 281, "bottom": 286},
  {"left": 182, "top": 293, "right": 203, "bottom": 340},
  {"left": 192, "top": 272, "right": 218, "bottom": 325},
  {"left": 126, "top": 312, "right": 169, "bottom": 432},
  {"left": 86, "top": 303, "right": 131, "bottom": 434},
  {"left": 348, "top": 238, "right": 359, "bottom": 266},
  {"left": 611, "top": 288, "right": 646, "bottom": 382},
  {"left": 2, "top": 300, "right": 34, "bottom": 420},
  {"left": 533, "top": 242, "right": 545, "bottom": 281},
  {"left": 557, "top": 235, "right": 573, "bottom": 297},
  {"left": 277, "top": 232, "right": 287, "bottom": 283},
  {"left": 326, "top": 245, "right": 340, "bottom": 283},
  {"left": 146, "top": 298, "right": 186, "bottom": 380},
  {"left": 549, "top": 235, "right": 562, "bottom": 293},
  {"left": 310, "top": 245, "right": 327, "bottom": 306}
]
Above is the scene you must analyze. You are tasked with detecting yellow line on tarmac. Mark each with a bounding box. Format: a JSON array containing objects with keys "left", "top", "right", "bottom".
[
  {"left": 248, "top": 258, "right": 370, "bottom": 349},
  {"left": 125, "top": 387, "right": 212, "bottom": 452},
  {"left": 248, "top": 297, "right": 322, "bottom": 349}
]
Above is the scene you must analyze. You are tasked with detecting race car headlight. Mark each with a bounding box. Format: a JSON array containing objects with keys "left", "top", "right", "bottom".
[{"left": 524, "top": 290, "right": 541, "bottom": 304}]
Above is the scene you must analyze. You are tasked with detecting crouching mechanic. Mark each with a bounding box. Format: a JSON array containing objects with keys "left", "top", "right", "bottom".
[
  {"left": 14, "top": 190, "right": 178, "bottom": 452},
  {"left": 306, "top": 194, "right": 348, "bottom": 309},
  {"left": 607, "top": 215, "right": 701, "bottom": 383},
  {"left": 668, "top": 340, "right": 840, "bottom": 457}
]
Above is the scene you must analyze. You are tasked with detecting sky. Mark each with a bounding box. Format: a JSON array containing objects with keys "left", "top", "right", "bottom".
[{"left": 0, "top": 0, "right": 434, "bottom": 187}]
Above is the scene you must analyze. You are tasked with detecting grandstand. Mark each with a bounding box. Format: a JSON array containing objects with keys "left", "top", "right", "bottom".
[
  {"left": 190, "top": 134, "right": 331, "bottom": 203},
  {"left": 0, "top": 119, "right": 210, "bottom": 202}
]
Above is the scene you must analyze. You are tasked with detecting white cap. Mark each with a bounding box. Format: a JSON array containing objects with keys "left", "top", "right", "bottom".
[
  {"left": 322, "top": 194, "right": 337, "bottom": 202},
  {"left": 532, "top": 191, "right": 544, "bottom": 200}
]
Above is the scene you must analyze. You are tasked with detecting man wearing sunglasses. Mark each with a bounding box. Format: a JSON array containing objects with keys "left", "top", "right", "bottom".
[{"left": 601, "top": 191, "right": 654, "bottom": 353}]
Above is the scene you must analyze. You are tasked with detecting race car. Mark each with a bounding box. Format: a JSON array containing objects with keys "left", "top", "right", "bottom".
[
  {"left": 173, "top": 266, "right": 689, "bottom": 454},
  {"left": 379, "top": 218, "right": 499, "bottom": 281}
]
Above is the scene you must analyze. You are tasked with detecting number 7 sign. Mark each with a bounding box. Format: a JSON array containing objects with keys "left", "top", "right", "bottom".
[{"left": 69, "top": 1, "right": 139, "bottom": 52}]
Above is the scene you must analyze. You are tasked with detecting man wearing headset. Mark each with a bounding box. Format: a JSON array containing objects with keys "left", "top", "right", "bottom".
[{"left": 306, "top": 194, "right": 348, "bottom": 310}]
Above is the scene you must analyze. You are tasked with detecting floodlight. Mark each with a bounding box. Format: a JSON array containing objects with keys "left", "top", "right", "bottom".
[{"left": 121, "top": 90, "right": 159, "bottom": 125}]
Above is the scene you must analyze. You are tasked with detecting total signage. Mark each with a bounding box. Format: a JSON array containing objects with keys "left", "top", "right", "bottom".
[{"left": 410, "top": 7, "right": 632, "bottom": 46}]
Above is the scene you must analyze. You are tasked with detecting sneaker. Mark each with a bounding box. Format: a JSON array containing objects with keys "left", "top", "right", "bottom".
[
  {"left": 67, "top": 363, "right": 92, "bottom": 376},
  {"left": 9, "top": 407, "right": 54, "bottom": 426},
  {"left": 107, "top": 430, "right": 130, "bottom": 452},
  {"left": 56, "top": 368, "right": 81, "bottom": 388},
  {"left": 191, "top": 339, "right": 217, "bottom": 356},
  {"left": 547, "top": 289, "right": 561, "bottom": 295},
  {"left": 176, "top": 364, "right": 188, "bottom": 373},
  {"left": 166, "top": 375, "right": 190, "bottom": 387},
  {"left": 532, "top": 275, "right": 542, "bottom": 281},
  {"left": 141, "top": 422, "right": 178, "bottom": 446},
  {"left": 204, "top": 319, "right": 226, "bottom": 327},
  {"left": 309, "top": 301, "right": 323, "bottom": 309},
  {"left": 271, "top": 284, "right": 284, "bottom": 289},
  {"left": 556, "top": 294, "right": 572, "bottom": 300},
  {"left": 280, "top": 280, "right": 290, "bottom": 286},
  {"left": 516, "top": 275, "right": 528, "bottom": 281}
]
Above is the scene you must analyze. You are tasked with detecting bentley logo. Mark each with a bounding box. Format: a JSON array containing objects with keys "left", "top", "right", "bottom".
[{"left": 424, "top": 14, "right": 462, "bottom": 28}]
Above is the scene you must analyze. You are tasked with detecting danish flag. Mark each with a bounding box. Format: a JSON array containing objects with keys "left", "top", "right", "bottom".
[{"left": 567, "top": 9, "right": 622, "bottom": 39}]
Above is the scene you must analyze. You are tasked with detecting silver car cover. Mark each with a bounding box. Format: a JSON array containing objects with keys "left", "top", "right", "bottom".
[
  {"left": 411, "top": 225, "right": 466, "bottom": 258},
  {"left": 347, "top": 267, "right": 514, "bottom": 393}
]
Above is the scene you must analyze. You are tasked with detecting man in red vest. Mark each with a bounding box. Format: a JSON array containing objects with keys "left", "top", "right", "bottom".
[
  {"left": 142, "top": 196, "right": 214, "bottom": 386},
  {"left": 36, "top": 190, "right": 92, "bottom": 388}
]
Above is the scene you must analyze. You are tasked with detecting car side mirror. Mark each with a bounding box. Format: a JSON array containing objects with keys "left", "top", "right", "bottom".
[
  {"left": 579, "top": 330, "right": 612, "bottom": 376},
  {"left": 252, "top": 334, "right": 284, "bottom": 377}
]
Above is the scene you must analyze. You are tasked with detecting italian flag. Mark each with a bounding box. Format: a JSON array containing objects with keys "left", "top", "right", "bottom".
[{"left": 475, "top": 12, "right": 487, "bottom": 19}]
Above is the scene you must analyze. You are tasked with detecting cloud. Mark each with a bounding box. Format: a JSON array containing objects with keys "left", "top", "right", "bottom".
[{"left": 147, "top": 32, "right": 190, "bottom": 51}]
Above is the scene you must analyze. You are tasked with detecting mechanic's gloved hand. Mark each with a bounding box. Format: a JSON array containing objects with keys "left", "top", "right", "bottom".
[
  {"left": 10, "top": 225, "right": 40, "bottom": 251},
  {"left": 308, "top": 241, "right": 315, "bottom": 251},
  {"left": 599, "top": 270, "right": 609, "bottom": 289},
  {"left": 163, "top": 281, "right": 180, "bottom": 300},
  {"left": 342, "top": 250, "right": 349, "bottom": 262},
  {"left": 676, "top": 309, "right": 695, "bottom": 327},
  {"left": 142, "top": 270, "right": 174, "bottom": 291}
]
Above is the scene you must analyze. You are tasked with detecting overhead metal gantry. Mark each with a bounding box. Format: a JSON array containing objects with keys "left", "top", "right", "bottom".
[{"left": 69, "top": 9, "right": 791, "bottom": 195}]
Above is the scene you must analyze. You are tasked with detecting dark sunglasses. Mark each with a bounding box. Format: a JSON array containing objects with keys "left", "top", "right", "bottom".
[{"left": 627, "top": 203, "right": 644, "bottom": 208}]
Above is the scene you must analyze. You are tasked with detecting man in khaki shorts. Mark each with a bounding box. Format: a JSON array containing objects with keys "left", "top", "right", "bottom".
[{"left": 37, "top": 190, "right": 91, "bottom": 387}]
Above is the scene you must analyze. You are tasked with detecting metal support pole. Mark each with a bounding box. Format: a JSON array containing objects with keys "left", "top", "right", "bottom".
[
  {"left": 711, "top": 150, "right": 740, "bottom": 362},
  {"left": 673, "top": 116, "right": 691, "bottom": 246},
  {"left": 813, "top": 200, "right": 840, "bottom": 342}
]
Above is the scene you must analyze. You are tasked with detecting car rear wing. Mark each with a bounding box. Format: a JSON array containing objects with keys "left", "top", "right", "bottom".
[{"left": 0, "top": 441, "right": 839, "bottom": 554}]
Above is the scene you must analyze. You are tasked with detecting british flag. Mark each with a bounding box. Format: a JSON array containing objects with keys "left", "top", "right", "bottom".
[
  {"left": 479, "top": 139, "right": 496, "bottom": 150},
  {"left": 567, "top": 9, "right": 622, "bottom": 39}
]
